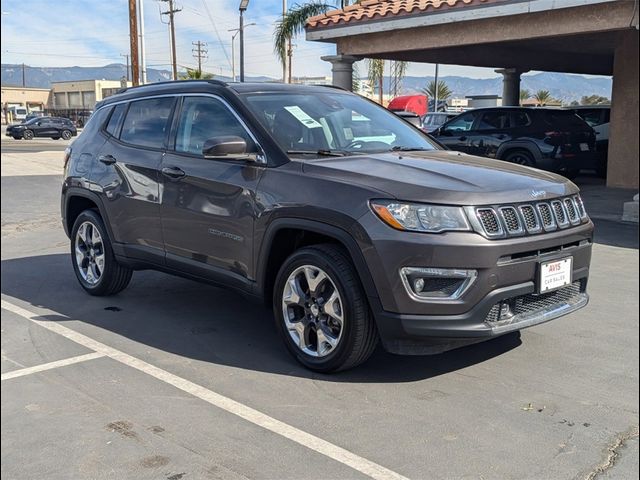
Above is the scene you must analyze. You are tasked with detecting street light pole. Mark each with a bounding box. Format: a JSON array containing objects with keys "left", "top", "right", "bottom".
[
  {"left": 239, "top": 0, "right": 250, "bottom": 82},
  {"left": 229, "top": 23, "right": 254, "bottom": 82}
]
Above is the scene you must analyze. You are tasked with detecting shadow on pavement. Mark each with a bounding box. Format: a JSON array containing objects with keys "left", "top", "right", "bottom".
[{"left": 1, "top": 253, "right": 521, "bottom": 383}]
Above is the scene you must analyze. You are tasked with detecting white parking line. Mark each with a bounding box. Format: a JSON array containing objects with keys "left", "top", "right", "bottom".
[
  {"left": 1, "top": 352, "right": 105, "bottom": 381},
  {"left": 1, "top": 298, "right": 409, "bottom": 480}
]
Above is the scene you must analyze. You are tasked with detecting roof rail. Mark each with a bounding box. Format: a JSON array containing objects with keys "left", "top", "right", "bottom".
[{"left": 116, "top": 79, "right": 228, "bottom": 94}]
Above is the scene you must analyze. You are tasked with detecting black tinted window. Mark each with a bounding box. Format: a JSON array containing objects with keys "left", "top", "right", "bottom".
[
  {"left": 120, "top": 97, "right": 174, "bottom": 148},
  {"left": 175, "top": 96, "right": 253, "bottom": 155},
  {"left": 511, "top": 111, "right": 531, "bottom": 127},
  {"left": 105, "top": 104, "right": 126, "bottom": 137},
  {"left": 543, "top": 111, "right": 589, "bottom": 129},
  {"left": 478, "top": 111, "right": 510, "bottom": 130}
]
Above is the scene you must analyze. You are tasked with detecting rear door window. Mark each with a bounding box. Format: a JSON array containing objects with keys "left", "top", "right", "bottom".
[
  {"left": 120, "top": 97, "right": 175, "bottom": 148},
  {"left": 544, "top": 111, "right": 589, "bottom": 129},
  {"left": 477, "top": 111, "right": 510, "bottom": 130},
  {"left": 511, "top": 111, "right": 532, "bottom": 127}
]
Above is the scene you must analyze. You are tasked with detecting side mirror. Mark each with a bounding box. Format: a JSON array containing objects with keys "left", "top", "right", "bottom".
[
  {"left": 36, "top": 121, "right": 42, "bottom": 126},
  {"left": 202, "top": 135, "right": 260, "bottom": 162}
]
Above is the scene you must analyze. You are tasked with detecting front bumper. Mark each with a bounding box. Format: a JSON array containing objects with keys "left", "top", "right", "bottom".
[{"left": 355, "top": 211, "right": 593, "bottom": 354}]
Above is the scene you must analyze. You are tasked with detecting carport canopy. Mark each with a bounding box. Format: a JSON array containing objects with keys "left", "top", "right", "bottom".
[{"left": 305, "top": 0, "right": 639, "bottom": 189}]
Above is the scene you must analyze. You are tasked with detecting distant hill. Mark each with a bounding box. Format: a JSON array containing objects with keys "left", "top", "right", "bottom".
[
  {"left": 2, "top": 64, "right": 611, "bottom": 103},
  {"left": 392, "top": 72, "right": 612, "bottom": 102},
  {"left": 0, "top": 63, "right": 272, "bottom": 88}
]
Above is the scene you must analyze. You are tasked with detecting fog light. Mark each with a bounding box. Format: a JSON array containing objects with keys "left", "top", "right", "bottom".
[
  {"left": 400, "top": 267, "right": 477, "bottom": 302},
  {"left": 499, "top": 302, "right": 512, "bottom": 320}
]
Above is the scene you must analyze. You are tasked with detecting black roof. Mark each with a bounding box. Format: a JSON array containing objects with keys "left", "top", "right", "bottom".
[{"left": 97, "top": 80, "right": 345, "bottom": 108}]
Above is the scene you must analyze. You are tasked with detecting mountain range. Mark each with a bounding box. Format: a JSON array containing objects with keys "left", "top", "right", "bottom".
[{"left": 1, "top": 64, "right": 612, "bottom": 103}]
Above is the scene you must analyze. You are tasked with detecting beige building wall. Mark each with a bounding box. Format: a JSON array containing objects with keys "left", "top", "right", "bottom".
[
  {"left": 607, "top": 31, "right": 639, "bottom": 189},
  {"left": 1, "top": 86, "right": 51, "bottom": 109},
  {"left": 51, "top": 80, "right": 130, "bottom": 110}
]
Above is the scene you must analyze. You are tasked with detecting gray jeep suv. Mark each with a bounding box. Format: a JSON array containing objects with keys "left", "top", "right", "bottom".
[{"left": 61, "top": 81, "right": 593, "bottom": 372}]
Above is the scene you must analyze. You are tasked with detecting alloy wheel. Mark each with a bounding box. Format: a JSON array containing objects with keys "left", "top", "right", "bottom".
[
  {"left": 281, "top": 265, "right": 344, "bottom": 357},
  {"left": 74, "top": 221, "right": 105, "bottom": 285}
]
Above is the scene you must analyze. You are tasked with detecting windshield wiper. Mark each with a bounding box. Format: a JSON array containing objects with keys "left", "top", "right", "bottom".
[
  {"left": 390, "top": 146, "right": 430, "bottom": 152},
  {"left": 286, "top": 149, "right": 347, "bottom": 157}
]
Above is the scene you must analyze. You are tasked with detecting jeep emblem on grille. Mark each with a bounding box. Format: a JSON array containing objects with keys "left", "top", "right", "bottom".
[{"left": 531, "top": 190, "right": 547, "bottom": 198}]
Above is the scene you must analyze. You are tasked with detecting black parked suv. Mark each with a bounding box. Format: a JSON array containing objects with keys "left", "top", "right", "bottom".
[
  {"left": 61, "top": 81, "right": 593, "bottom": 372},
  {"left": 6, "top": 116, "right": 77, "bottom": 140},
  {"left": 431, "top": 107, "right": 596, "bottom": 178}
]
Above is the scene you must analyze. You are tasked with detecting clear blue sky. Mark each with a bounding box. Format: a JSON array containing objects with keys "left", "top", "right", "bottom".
[{"left": 0, "top": 0, "right": 500, "bottom": 79}]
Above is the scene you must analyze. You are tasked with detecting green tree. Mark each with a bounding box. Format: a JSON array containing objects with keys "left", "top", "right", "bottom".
[
  {"left": 534, "top": 90, "right": 552, "bottom": 105},
  {"left": 421, "top": 80, "right": 452, "bottom": 101},
  {"left": 367, "top": 58, "right": 385, "bottom": 104},
  {"left": 180, "top": 67, "right": 214, "bottom": 80},
  {"left": 520, "top": 89, "right": 531, "bottom": 102},
  {"left": 580, "top": 95, "right": 610, "bottom": 105},
  {"left": 274, "top": 2, "right": 334, "bottom": 76}
]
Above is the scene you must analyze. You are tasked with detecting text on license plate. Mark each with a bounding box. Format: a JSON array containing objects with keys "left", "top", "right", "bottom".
[
  {"left": 580, "top": 143, "right": 589, "bottom": 151},
  {"left": 539, "top": 257, "right": 572, "bottom": 293}
]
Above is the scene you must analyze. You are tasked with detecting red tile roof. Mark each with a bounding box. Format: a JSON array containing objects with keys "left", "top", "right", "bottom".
[{"left": 307, "top": 0, "right": 497, "bottom": 29}]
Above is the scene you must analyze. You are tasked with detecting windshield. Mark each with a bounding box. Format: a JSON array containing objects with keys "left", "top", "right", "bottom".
[
  {"left": 23, "top": 117, "right": 40, "bottom": 125},
  {"left": 423, "top": 114, "right": 448, "bottom": 127},
  {"left": 242, "top": 91, "right": 438, "bottom": 156}
]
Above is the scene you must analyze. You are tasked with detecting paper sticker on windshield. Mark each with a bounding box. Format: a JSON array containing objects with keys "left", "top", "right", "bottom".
[
  {"left": 284, "top": 106, "right": 322, "bottom": 129},
  {"left": 343, "top": 128, "right": 354, "bottom": 140}
]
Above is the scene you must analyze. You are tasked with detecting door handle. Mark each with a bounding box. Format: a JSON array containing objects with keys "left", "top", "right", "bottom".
[
  {"left": 162, "top": 166, "right": 186, "bottom": 179},
  {"left": 98, "top": 154, "right": 117, "bottom": 165},
  {"left": 495, "top": 134, "right": 506, "bottom": 140},
  {"left": 458, "top": 136, "right": 467, "bottom": 141}
]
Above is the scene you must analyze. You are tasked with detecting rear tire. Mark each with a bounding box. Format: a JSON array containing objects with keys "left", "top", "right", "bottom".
[
  {"left": 504, "top": 149, "right": 535, "bottom": 167},
  {"left": 273, "top": 244, "right": 378, "bottom": 372},
  {"left": 71, "top": 210, "right": 132, "bottom": 296}
]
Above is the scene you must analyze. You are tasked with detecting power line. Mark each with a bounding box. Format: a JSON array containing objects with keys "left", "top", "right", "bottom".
[
  {"left": 192, "top": 40, "right": 208, "bottom": 73},
  {"left": 160, "top": 0, "right": 181, "bottom": 80}
]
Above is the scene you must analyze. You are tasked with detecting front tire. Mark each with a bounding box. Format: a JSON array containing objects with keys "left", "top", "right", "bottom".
[
  {"left": 71, "top": 210, "right": 132, "bottom": 296},
  {"left": 22, "top": 129, "right": 34, "bottom": 140},
  {"left": 273, "top": 244, "right": 378, "bottom": 372},
  {"left": 61, "top": 130, "right": 72, "bottom": 140}
]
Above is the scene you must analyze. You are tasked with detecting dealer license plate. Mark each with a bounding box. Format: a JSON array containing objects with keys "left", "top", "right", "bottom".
[
  {"left": 580, "top": 143, "right": 589, "bottom": 151},
  {"left": 539, "top": 257, "right": 572, "bottom": 293}
]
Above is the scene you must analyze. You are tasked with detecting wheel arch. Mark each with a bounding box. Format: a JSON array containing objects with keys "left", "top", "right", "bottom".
[
  {"left": 497, "top": 140, "right": 542, "bottom": 163},
  {"left": 256, "top": 218, "right": 379, "bottom": 307},
  {"left": 63, "top": 188, "right": 114, "bottom": 241}
]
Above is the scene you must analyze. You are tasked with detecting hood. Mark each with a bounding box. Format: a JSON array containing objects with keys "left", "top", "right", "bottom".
[{"left": 302, "top": 150, "right": 577, "bottom": 205}]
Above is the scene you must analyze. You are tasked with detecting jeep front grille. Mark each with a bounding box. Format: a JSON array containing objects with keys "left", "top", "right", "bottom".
[{"left": 469, "top": 195, "right": 588, "bottom": 239}]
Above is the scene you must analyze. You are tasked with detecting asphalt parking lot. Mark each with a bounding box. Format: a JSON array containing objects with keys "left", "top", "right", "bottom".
[{"left": 1, "top": 135, "right": 638, "bottom": 480}]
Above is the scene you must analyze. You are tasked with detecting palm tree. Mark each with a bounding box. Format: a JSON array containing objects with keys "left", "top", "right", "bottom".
[
  {"left": 274, "top": 1, "right": 408, "bottom": 95},
  {"left": 274, "top": 2, "right": 333, "bottom": 76},
  {"left": 422, "top": 80, "right": 452, "bottom": 101},
  {"left": 520, "top": 89, "right": 531, "bottom": 102},
  {"left": 180, "top": 67, "right": 214, "bottom": 80},
  {"left": 534, "top": 90, "right": 552, "bottom": 105},
  {"left": 367, "top": 58, "right": 385, "bottom": 104}
]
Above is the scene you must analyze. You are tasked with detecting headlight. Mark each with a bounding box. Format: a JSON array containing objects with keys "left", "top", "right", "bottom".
[{"left": 371, "top": 200, "right": 471, "bottom": 233}]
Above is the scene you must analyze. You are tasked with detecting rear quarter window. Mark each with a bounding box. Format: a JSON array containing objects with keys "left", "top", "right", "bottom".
[{"left": 105, "top": 103, "right": 127, "bottom": 137}]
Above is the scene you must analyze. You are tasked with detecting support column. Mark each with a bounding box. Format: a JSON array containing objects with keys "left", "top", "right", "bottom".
[
  {"left": 495, "top": 68, "right": 527, "bottom": 106},
  {"left": 321, "top": 54, "right": 361, "bottom": 91},
  {"left": 607, "top": 30, "right": 639, "bottom": 189}
]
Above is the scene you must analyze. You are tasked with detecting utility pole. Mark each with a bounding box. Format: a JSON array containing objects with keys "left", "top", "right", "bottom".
[
  {"left": 138, "top": 0, "right": 147, "bottom": 84},
  {"left": 128, "top": 0, "right": 139, "bottom": 86},
  {"left": 121, "top": 54, "right": 130, "bottom": 82},
  {"left": 21, "top": 63, "right": 25, "bottom": 87},
  {"left": 239, "top": 0, "right": 249, "bottom": 82},
  {"left": 161, "top": 0, "right": 181, "bottom": 80},
  {"left": 433, "top": 63, "right": 439, "bottom": 112},
  {"left": 282, "top": 0, "right": 287, "bottom": 83},
  {"left": 192, "top": 41, "right": 208, "bottom": 74}
]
